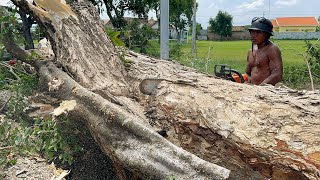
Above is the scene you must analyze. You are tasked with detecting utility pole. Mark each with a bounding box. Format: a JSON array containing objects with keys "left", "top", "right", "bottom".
[
  {"left": 268, "top": 0, "right": 270, "bottom": 18},
  {"left": 191, "top": 0, "right": 197, "bottom": 66},
  {"left": 160, "top": 0, "right": 169, "bottom": 60}
]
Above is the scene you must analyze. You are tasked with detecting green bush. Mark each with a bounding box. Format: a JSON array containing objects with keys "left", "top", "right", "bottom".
[
  {"left": 0, "top": 115, "right": 85, "bottom": 168},
  {"left": 122, "top": 19, "right": 157, "bottom": 53},
  {"left": 283, "top": 65, "right": 310, "bottom": 88},
  {"left": 104, "top": 27, "right": 125, "bottom": 47},
  {"left": 0, "top": 66, "right": 83, "bottom": 168},
  {"left": 305, "top": 40, "right": 320, "bottom": 76},
  {"left": 32, "top": 116, "right": 84, "bottom": 166},
  {"left": 169, "top": 42, "right": 183, "bottom": 60}
]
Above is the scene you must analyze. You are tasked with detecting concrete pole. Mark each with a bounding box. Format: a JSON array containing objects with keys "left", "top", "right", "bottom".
[
  {"left": 191, "top": 0, "right": 197, "bottom": 66},
  {"left": 160, "top": 0, "right": 169, "bottom": 60}
]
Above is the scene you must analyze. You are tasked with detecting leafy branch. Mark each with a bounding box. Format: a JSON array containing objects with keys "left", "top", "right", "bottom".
[{"left": 281, "top": 38, "right": 320, "bottom": 91}]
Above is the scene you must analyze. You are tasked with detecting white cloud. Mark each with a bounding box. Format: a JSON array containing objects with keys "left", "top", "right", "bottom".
[
  {"left": 236, "top": 0, "right": 265, "bottom": 11},
  {"left": 208, "top": 3, "right": 216, "bottom": 9},
  {"left": 275, "top": 0, "right": 299, "bottom": 6},
  {"left": 0, "top": 0, "right": 10, "bottom": 6}
]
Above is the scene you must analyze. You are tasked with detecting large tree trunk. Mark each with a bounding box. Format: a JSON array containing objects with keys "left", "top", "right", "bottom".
[{"left": 8, "top": 0, "right": 320, "bottom": 179}]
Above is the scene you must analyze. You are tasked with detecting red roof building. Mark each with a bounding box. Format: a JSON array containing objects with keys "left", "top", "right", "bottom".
[{"left": 272, "top": 17, "right": 319, "bottom": 32}]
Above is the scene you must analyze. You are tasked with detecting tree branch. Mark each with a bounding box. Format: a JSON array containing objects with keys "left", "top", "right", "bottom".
[{"left": 38, "top": 61, "right": 231, "bottom": 179}]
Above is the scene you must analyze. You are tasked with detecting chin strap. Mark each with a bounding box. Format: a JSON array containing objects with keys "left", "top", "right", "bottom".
[{"left": 251, "top": 43, "right": 253, "bottom": 54}]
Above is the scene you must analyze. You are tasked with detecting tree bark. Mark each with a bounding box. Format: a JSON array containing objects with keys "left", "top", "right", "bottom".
[
  {"left": 125, "top": 53, "right": 320, "bottom": 180},
  {"left": 8, "top": 0, "right": 320, "bottom": 180},
  {"left": 18, "top": 8, "right": 35, "bottom": 50}
]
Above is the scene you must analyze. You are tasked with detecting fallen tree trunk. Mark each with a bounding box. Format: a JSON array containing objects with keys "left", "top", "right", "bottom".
[
  {"left": 37, "top": 60, "right": 230, "bottom": 179},
  {"left": 126, "top": 54, "right": 320, "bottom": 179},
  {"left": 8, "top": 0, "right": 320, "bottom": 179}
]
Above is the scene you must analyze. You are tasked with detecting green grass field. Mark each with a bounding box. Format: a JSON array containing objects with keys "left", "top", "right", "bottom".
[{"left": 178, "top": 39, "right": 317, "bottom": 74}]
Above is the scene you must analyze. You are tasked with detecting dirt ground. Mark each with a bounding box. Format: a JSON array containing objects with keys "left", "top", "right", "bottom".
[
  {"left": 3, "top": 157, "right": 60, "bottom": 180},
  {"left": 2, "top": 143, "right": 119, "bottom": 180}
]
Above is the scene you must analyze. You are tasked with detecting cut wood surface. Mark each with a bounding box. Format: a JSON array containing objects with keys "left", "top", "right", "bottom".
[
  {"left": 126, "top": 53, "right": 320, "bottom": 179},
  {"left": 6, "top": 0, "right": 320, "bottom": 179}
]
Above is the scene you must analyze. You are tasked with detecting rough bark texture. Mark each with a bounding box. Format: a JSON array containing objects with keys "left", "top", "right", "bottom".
[
  {"left": 125, "top": 54, "right": 320, "bottom": 179},
  {"left": 9, "top": 0, "right": 320, "bottom": 180},
  {"left": 16, "top": 0, "right": 129, "bottom": 96},
  {"left": 37, "top": 61, "right": 230, "bottom": 180}
]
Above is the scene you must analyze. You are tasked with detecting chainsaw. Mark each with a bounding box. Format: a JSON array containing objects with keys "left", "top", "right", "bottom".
[
  {"left": 214, "top": 64, "right": 248, "bottom": 83},
  {"left": 139, "top": 64, "right": 248, "bottom": 95}
]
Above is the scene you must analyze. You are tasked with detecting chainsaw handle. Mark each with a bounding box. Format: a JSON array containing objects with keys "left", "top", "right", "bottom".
[{"left": 230, "top": 69, "right": 245, "bottom": 83}]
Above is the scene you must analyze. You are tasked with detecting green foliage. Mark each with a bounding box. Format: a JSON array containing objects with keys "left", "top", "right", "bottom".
[
  {"left": 169, "top": 0, "right": 194, "bottom": 35},
  {"left": 123, "top": 19, "right": 157, "bottom": 53},
  {"left": 189, "top": 23, "right": 202, "bottom": 36},
  {"left": 305, "top": 40, "right": 320, "bottom": 75},
  {"left": 131, "top": 39, "right": 183, "bottom": 61},
  {"left": 0, "top": 115, "right": 84, "bottom": 168},
  {"left": 31, "top": 25, "right": 45, "bottom": 41},
  {"left": 123, "top": 58, "right": 133, "bottom": 68},
  {"left": 283, "top": 65, "right": 310, "bottom": 88},
  {"left": 0, "top": 62, "right": 38, "bottom": 94},
  {"left": 141, "top": 39, "right": 160, "bottom": 58},
  {"left": 169, "top": 42, "right": 183, "bottom": 60},
  {"left": 105, "top": 27, "right": 125, "bottom": 46},
  {"left": 0, "top": 7, "right": 24, "bottom": 45},
  {"left": 0, "top": 46, "right": 13, "bottom": 61},
  {"left": 32, "top": 116, "right": 84, "bottom": 166},
  {"left": 0, "top": 64, "right": 83, "bottom": 168},
  {"left": 26, "top": 50, "right": 41, "bottom": 61},
  {"left": 0, "top": 8, "right": 18, "bottom": 35},
  {"left": 5, "top": 94, "right": 29, "bottom": 123},
  {"left": 103, "top": 0, "right": 157, "bottom": 29},
  {"left": 167, "top": 175, "right": 176, "bottom": 180},
  {"left": 209, "top": 10, "right": 233, "bottom": 38},
  {"left": 0, "top": 119, "right": 29, "bottom": 167}
]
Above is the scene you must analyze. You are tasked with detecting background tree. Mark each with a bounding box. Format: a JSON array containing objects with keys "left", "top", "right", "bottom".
[
  {"left": 32, "top": 24, "right": 45, "bottom": 41},
  {"left": 0, "top": 6, "right": 34, "bottom": 50},
  {"left": 169, "top": 0, "right": 194, "bottom": 42},
  {"left": 209, "top": 10, "right": 233, "bottom": 39},
  {"left": 101, "top": 0, "right": 157, "bottom": 30},
  {"left": 18, "top": 8, "right": 34, "bottom": 50},
  {"left": 123, "top": 19, "right": 157, "bottom": 53},
  {"left": 188, "top": 22, "right": 202, "bottom": 36}
]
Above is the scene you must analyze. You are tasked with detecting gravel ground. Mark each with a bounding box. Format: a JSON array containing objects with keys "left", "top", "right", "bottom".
[{"left": 2, "top": 157, "right": 68, "bottom": 180}]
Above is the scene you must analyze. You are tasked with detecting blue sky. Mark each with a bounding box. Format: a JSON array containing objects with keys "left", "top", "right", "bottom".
[
  {"left": 1, "top": 0, "right": 319, "bottom": 29},
  {"left": 196, "top": 0, "right": 320, "bottom": 28}
]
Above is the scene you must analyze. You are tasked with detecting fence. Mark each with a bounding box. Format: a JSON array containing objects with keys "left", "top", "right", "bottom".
[
  {"left": 205, "top": 31, "right": 320, "bottom": 41},
  {"left": 273, "top": 32, "right": 320, "bottom": 40},
  {"left": 207, "top": 31, "right": 251, "bottom": 41}
]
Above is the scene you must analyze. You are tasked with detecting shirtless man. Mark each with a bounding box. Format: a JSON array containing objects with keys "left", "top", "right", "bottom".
[{"left": 246, "top": 17, "right": 283, "bottom": 85}]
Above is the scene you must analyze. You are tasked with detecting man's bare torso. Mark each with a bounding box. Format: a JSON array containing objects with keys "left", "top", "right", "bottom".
[{"left": 246, "top": 42, "right": 282, "bottom": 85}]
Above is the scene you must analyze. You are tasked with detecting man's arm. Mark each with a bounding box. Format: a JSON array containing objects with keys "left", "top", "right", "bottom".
[
  {"left": 260, "top": 45, "right": 283, "bottom": 85},
  {"left": 245, "top": 50, "right": 252, "bottom": 76}
]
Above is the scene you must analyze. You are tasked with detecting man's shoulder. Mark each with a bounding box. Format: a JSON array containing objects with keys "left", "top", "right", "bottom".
[{"left": 268, "top": 42, "right": 281, "bottom": 51}]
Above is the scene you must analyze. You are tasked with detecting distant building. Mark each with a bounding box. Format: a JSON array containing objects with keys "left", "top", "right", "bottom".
[
  {"left": 207, "top": 26, "right": 250, "bottom": 41},
  {"left": 198, "top": 29, "right": 208, "bottom": 40},
  {"left": 147, "top": 17, "right": 159, "bottom": 30},
  {"left": 272, "top": 17, "right": 319, "bottom": 32}
]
